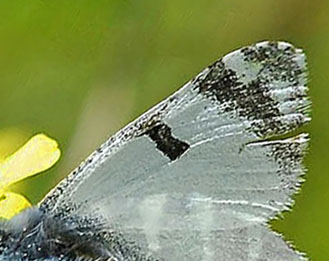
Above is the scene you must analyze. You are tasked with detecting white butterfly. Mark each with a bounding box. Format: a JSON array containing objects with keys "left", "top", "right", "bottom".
[{"left": 0, "top": 41, "right": 310, "bottom": 261}]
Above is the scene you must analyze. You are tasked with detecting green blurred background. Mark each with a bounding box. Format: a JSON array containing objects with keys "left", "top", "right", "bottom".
[{"left": 0, "top": 0, "right": 327, "bottom": 260}]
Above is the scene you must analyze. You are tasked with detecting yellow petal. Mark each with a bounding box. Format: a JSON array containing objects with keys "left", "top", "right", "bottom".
[
  {"left": 0, "top": 134, "right": 60, "bottom": 188},
  {"left": 0, "top": 191, "right": 31, "bottom": 219}
]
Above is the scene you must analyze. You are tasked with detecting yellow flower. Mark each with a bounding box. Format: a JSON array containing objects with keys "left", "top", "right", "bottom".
[{"left": 0, "top": 134, "right": 60, "bottom": 219}]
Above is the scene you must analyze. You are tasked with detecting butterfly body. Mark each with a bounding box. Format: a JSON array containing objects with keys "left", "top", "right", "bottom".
[{"left": 0, "top": 207, "right": 155, "bottom": 260}]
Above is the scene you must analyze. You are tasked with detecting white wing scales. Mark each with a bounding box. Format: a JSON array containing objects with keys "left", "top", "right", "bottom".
[{"left": 41, "top": 41, "right": 310, "bottom": 260}]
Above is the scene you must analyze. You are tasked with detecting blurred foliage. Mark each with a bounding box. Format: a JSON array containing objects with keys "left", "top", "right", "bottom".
[{"left": 0, "top": 0, "right": 328, "bottom": 259}]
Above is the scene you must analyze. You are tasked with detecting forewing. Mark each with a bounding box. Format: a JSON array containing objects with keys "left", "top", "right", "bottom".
[{"left": 41, "top": 41, "right": 310, "bottom": 261}]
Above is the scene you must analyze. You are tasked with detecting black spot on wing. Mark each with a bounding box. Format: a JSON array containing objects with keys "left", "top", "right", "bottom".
[{"left": 142, "top": 122, "right": 190, "bottom": 161}]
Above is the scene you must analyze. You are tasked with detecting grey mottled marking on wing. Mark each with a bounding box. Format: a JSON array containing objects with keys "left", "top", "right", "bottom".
[{"left": 39, "top": 41, "right": 310, "bottom": 261}]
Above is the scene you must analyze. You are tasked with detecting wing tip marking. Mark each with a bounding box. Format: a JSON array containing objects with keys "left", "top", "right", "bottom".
[{"left": 191, "top": 40, "right": 310, "bottom": 139}]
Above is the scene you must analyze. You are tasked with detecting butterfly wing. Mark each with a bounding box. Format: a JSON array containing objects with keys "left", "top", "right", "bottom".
[{"left": 41, "top": 41, "right": 310, "bottom": 261}]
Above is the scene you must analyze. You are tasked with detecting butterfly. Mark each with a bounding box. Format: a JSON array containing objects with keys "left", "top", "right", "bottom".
[{"left": 0, "top": 41, "right": 310, "bottom": 261}]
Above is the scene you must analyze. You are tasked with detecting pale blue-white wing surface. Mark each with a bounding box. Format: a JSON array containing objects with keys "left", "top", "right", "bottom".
[{"left": 40, "top": 41, "right": 310, "bottom": 261}]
